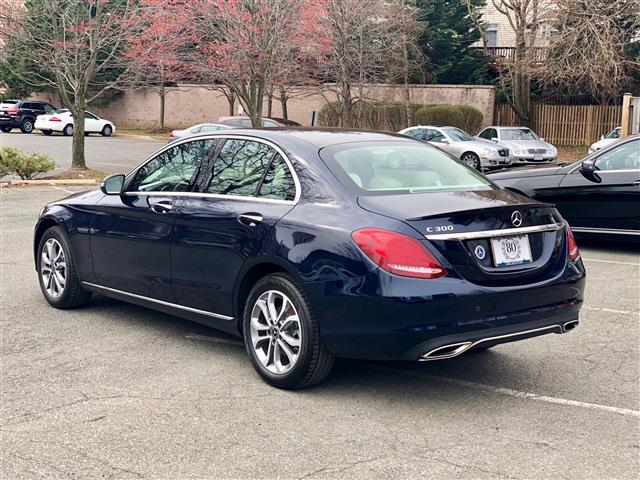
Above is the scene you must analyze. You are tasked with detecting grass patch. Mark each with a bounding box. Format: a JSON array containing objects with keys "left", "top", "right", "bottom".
[
  {"left": 116, "top": 127, "right": 171, "bottom": 140},
  {"left": 42, "top": 169, "right": 110, "bottom": 181}
]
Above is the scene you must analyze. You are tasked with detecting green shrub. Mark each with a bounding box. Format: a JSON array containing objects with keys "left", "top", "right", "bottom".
[
  {"left": 0, "top": 147, "right": 55, "bottom": 180},
  {"left": 414, "top": 104, "right": 483, "bottom": 133}
]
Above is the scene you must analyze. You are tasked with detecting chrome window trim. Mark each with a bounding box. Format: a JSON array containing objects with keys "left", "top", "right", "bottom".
[
  {"left": 81, "top": 282, "right": 234, "bottom": 321},
  {"left": 124, "top": 134, "right": 301, "bottom": 204},
  {"left": 121, "top": 190, "right": 296, "bottom": 206},
  {"left": 571, "top": 227, "right": 640, "bottom": 236},
  {"left": 425, "top": 221, "right": 565, "bottom": 240}
]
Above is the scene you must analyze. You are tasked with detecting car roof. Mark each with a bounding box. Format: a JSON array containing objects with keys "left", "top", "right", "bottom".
[{"left": 188, "top": 127, "right": 413, "bottom": 149}]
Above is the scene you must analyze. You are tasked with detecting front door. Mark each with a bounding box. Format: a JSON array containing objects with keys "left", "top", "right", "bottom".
[
  {"left": 91, "top": 139, "right": 215, "bottom": 300},
  {"left": 555, "top": 138, "right": 640, "bottom": 231},
  {"left": 171, "top": 137, "right": 298, "bottom": 317}
]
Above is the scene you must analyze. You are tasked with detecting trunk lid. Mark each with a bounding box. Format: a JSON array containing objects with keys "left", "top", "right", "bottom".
[{"left": 358, "top": 188, "right": 566, "bottom": 286}]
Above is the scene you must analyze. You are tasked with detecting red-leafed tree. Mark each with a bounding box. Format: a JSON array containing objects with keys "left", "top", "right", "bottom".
[
  {"left": 187, "top": 0, "right": 328, "bottom": 127},
  {"left": 123, "top": 0, "right": 193, "bottom": 128}
]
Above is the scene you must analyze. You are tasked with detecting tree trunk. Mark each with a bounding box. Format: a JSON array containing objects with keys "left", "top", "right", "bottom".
[
  {"left": 512, "top": 33, "right": 531, "bottom": 127},
  {"left": 279, "top": 85, "right": 288, "bottom": 120},
  {"left": 228, "top": 90, "right": 236, "bottom": 115},
  {"left": 267, "top": 90, "right": 273, "bottom": 117},
  {"left": 159, "top": 86, "right": 166, "bottom": 129},
  {"left": 71, "top": 107, "right": 87, "bottom": 170}
]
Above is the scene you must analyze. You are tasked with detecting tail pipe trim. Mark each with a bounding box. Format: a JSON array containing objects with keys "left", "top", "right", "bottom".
[{"left": 420, "top": 322, "right": 576, "bottom": 362}]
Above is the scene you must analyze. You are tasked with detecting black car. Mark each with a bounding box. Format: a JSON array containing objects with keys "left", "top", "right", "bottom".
[
  {"left": 489, "top": 135, "right": 640, "bottom": 239},
  {"left": 34, "top": 129, "right": 585, "bottom": 389},
  {"left": 0, "top": 100, "right": 57, "bottom": 133}
]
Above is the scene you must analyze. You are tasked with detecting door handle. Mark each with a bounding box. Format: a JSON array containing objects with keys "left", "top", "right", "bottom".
[
  {"left": 151, "top": 199, "right": 173, "bottom": 214},
  {"left": 633, "top": 180, "right": 640, "bottom": 187},
  {"left": 238, "top": 213, "right": 263, "bottom": 227}
]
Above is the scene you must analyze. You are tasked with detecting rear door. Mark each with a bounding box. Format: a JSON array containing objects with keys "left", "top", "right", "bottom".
[
  {"left": 555, "top": 138, "right": 640, "bottom": 231},
  {"left": 91, "top": 139, "right": 215, "bottom": 300},
  {"left": 171, "top": 136, "right": 298, "bottom": 317}
]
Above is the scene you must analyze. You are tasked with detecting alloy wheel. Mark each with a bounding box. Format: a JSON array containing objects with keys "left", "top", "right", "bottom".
[
  {"left": 249, "top": 290, "right": 302, "bottom": 375},
  {"left": 462, "top": 153, "right": 479, "bottom": 170},
  {"left": 40, "top": 238, "right": 67, "bottom": 299}
]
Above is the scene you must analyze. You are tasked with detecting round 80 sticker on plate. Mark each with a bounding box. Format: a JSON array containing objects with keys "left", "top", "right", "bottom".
[{"left": 490, "top": 235, "right": 533, "bottom": 267}]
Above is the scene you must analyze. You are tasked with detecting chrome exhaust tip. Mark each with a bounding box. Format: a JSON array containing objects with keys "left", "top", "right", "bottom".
[
  {"left": 419, "top": 341, "right": 473, "bottom": 361},
  {"left": 562, "top": 320, "right": 579, "bottom": 333}
]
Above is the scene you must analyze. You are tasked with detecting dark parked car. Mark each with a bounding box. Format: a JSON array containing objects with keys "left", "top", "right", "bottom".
[
  {"left": 489, "top": 134, "right": 640, "bottom": 240},
  {"left": 217, "top": 116, "right": 302, "bottom": 127},
  {"left": 0, "top": 100, "right": 57, "bottom": 133},
  {"left": 34, "top": 129, "right": 585, "bottom": 389}
]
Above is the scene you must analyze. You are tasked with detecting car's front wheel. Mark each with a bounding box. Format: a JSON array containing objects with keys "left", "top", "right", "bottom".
[
  {"left": 37, "top": 226, "right": 92, "bottom": 309},
  {"left": 20, "top": 119, "right": 34, "bottom": 133},
  {"left": 243, "top": 273, "right": 334, "bottom": 389},
  {"left": 101, "top": 125, "right": 113, "bottom": 137},
  {"left": 461, "top": 152, "right": 481, "bottom": 171}
]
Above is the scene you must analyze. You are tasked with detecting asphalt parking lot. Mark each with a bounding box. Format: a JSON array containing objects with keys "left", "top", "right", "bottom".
[
  {"left": 1, "top": 186, "right": 638, "bottom": 479},
  {"left": 0, "top": 131, "right": 166, "bottom": 174}
]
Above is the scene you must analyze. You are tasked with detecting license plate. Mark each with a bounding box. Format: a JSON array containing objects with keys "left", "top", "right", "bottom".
[
  {"left": 534, "top": 154, "right": 543, "bottom": 161},
  {"left": 490, "top": 235, "right": 532, "bottom": 267}
]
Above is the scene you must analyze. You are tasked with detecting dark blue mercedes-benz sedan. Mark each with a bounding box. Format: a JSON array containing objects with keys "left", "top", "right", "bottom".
[{"left": 34, "top": 129, "right": 586, "bottom": 389}]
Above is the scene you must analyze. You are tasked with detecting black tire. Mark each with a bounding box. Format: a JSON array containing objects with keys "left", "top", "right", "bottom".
[
  {"left": 42, "top": 129, "right": 53, "bottom": 136},
  {"left": 101, "top": 125, "right": 113, "bottom": 137},
  {"left": 37, "top": 226, "right": 92, "bottom": 309},
  {"left": 62, "top": 124, "right": 73, "bottom": 136},
  {"left": 20, "top": 118, "right": 34, "bottom": 133},
  {"left": 243, "top": 273, "right": 334, "bottom": 389},
  {"left": 461, "top": 152, "right": 481, "bottom": 171},
  {"left": 0, "top": 126, "right": 11, "bottom": 133}
]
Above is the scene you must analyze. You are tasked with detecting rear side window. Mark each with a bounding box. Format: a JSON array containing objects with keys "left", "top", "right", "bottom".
[
  {"left": 258, "top": 155, "right": 296, "bottom": 201},
  {"left": 130, "top": 139, "right": 215, "bottom": 192},
  {"left": 403, "top": 129, "right": 425, "bottom": 140},
  {"left": 203, "top": 139, "right": 276, "bottom": 196},
  {"left": 320, "top": 141, "right": 493, "bottom": 195}
]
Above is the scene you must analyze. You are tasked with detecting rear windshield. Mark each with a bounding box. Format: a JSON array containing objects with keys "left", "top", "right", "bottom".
[{"left": 319, "top": 141, "right": 493, "bottom": 195}]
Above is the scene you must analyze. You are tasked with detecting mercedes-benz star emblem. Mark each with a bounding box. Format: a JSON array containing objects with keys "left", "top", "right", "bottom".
[
  {"left": 511, "top": 210, "right": 523, "bottom": 227},
  {"left": 474, "top": 245, "right": 486, "bottom": 260}
]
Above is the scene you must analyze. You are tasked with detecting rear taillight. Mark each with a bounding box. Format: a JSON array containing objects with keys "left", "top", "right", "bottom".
[
  {"left": 50, "top": 117, "right": 61, "bottom": 122},
  {"left": 169, "top": 131, "right": 174, "bottom": 139},
  {"left": 351, "top": 228, "right": 446, "bottom": 279},
  {"left": 7, "top": 109, "right": 18, "bottom": 114},
  {"left": 567, "top": 227, "right": 580, "bottom": 261}
]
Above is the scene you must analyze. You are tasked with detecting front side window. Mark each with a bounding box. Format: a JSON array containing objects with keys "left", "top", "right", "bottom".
[
  {"left": 594, "top": 140, "right": 639, "bottom": 171},
  {"left": 478, "top": 128, "right": 493, "bottom": 140},
  {"left": 605, "top": 127, "right": 621, "bottom": 139},
  {"left": 500, "top": 128, "right": 539, "bottom": 141},
  {"left": 130, "top": 139, "right": 214, "bottom": 192},
  {"left": 320, "top": 141, "right": 493, "bottom": 195},
  {"left": 425, "top": 129, "right": 447, "bottom": 143},
  {"left": 84, "top": 112, "right": 98, "bottom": 120},
  {"left": 203, "top": 139, "right": 276, "bottom": 196},
  {"left": 258, "top": 154, "right": 296, "bottom": 201}
]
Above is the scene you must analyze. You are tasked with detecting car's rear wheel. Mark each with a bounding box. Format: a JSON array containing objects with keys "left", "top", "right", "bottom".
[
  {"left": 62, "top": 124, "right": 73, "bottom": 136},
  {"left": 42, "top": 129, "right": 52, "bottom": 136},
  {"left": 461, "top": 152, "right": 481, "bottom": 171},
  {"left": 243, "top": 273, "right": 334, "bottom": 389},
  {"left": 101, "top": 125, "right": 113, "bottom": 137},
  {"left": 0, "top": 126, "right": 11, "bottom": 133},
  {"left": 20, "top": 119, "right": 34, "bottom": 133},
  {"left": 37, "top": 226, "right": 91, "bottom": 309}
]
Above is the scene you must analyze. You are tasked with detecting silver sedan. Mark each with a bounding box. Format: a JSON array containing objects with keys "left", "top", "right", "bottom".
[
  {"left": 477, "top": 126, "right": 557, "bottom": 164},
  {"left": 398, "top": 125, "right": 512, "bottom": 170},
  {"left": 168, "top": 123, "right": 236, "bottom": 143}
]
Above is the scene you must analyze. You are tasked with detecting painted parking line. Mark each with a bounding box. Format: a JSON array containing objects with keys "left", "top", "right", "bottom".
[
  {"left": 185, "top": 333, "right": 243, "bottom": 346},
  {"left": 370, "top": 365, "right": 640, "bottom": 418},
  {"left": 582, "top": 257, "right": 639, "bottom": 267},
  {"left": 584, "top": 306, "right": 640, "bottom": 315}
]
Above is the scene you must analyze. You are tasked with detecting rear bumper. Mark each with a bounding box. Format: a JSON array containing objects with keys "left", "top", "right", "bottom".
[
  {"left": 0, "top": 116, "right": 20, "bottom": 128},
  {"left": 304, "top": 261, "right": 585, "bottom": 361},
  {"left": 34, "top": 119, "right": 64, "bottom": 131}
]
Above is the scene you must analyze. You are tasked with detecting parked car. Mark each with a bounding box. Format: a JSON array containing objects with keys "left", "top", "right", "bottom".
[
  {"left": 0, "top": 100, "right": 57, "bottom": 133},
  {"left": 398, "top": 125, "right": 512, "bottom": 170},
  {"left": 0, "top": 98, "right": 19, "bottom": 111},
  {"left": 33, "top": 129, "right": 585, "bottom": 389},
  {"left": 217, "top": 116, "right": 302, "bottom": 127},
  {"left": 489, "top": 134, "right": 639, "bottom": 240},
  {"left": 34, "top": 109, "right": 115, "bottom": 136},
  {"left": 169, "top": 123, "right": 236, "bottom": 142},
  {"left": 477, "top": 126, "right": 558, "bottom": 164},
  {"left": 588, "top": 127, "right": 621, "bottom": 154}
]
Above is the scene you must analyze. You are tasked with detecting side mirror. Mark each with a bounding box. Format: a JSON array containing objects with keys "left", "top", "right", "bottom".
[
  {"left": 539, "top": 137, "right": 545, "bottom": 142},
  {"left": 100, "top": 173, "right": 125, "bottom": 195},
  {"left": 600, "top": 134, "right": 605, "bottom": 140},
  {"left": 491, "top": 137, "right": 499, "bottom": 142},
  {"left": 440, "top": 139, "right": 450, "bottom": 144},
  {"left": 580, "top": 159, "right": 595, "bottom": 174}
]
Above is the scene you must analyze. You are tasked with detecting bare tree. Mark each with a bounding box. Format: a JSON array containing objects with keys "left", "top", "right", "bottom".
[
  {"left": 318, "top": 0, "right": 418, "bottom": 127},
  {"left": 0, "top": 0, "right": 147, "bottom": 169},
  {"left": 531, "top": 0, "right": 640, "bottom": 103},
  {"left": 490, "top": 0, "right": 554, "bottom": 125}
]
